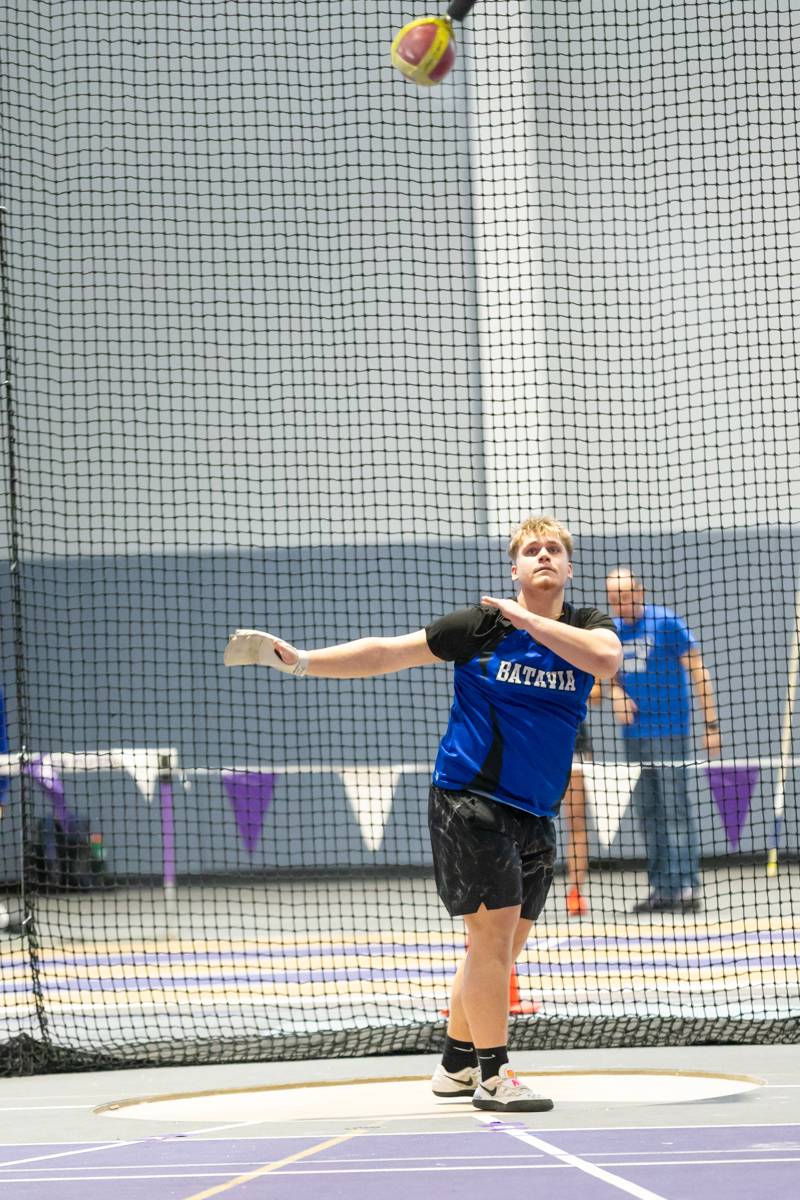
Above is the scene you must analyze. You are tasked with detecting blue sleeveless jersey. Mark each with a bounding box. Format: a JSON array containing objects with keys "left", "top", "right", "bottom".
[{"left": 426, "top": 602, "right": 615, "bottom": 817}]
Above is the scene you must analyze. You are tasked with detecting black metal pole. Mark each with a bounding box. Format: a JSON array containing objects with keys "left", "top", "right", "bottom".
[
  {"left": 446, "top": 0, "right": 478, "bottom": 22},
  {"left": 0, "top": 204, "right": 48, "bottom": 1049}
]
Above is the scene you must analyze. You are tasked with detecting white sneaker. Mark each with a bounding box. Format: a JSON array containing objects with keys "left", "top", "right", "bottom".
[
  {"left": 472, "top": 1064, "right": 554, "bottom": 1112},
  {"left": 431, "top": 1061, "right": 480, "bottom": 1097}
]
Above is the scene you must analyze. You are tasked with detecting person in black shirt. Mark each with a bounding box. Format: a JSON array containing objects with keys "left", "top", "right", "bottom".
[{"left": 225, "top": 515, "right": 621, "bottom": 1111}]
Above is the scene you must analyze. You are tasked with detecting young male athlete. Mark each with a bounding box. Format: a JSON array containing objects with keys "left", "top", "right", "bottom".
[{"left": 224, "top": 516, "right": 622, "bottom": 1112}]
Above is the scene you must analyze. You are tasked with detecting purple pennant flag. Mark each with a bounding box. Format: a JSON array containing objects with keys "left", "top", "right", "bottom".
[
  {"left": 221, "top": 771, "right": 277, "bottom": 854},
  {"left": 23, "top": 755, "right": 73, "bottom": 828},
  {"left": 705, "top": 765, "right": 760, "bottom": 850}
]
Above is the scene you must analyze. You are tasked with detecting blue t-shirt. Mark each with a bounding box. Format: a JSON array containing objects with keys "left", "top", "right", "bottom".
[
  {"left": 426, "top": 602, "right": 615, "bottom": 818},
  {"left": 614, "top": 603, "right": 697, "bottom": 738}
]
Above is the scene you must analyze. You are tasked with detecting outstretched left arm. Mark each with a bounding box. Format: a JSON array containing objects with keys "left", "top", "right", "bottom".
[
  {"left": 224, "top": 627, "right": 439, "bottom": 678},
  {"left": 480, "top": 596, "right": 622, "bottom": 679}
]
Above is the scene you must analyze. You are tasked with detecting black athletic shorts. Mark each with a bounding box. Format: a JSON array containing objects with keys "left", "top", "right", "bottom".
[{"left": 428, "top": 785, "right": 556, "bottom": 919}]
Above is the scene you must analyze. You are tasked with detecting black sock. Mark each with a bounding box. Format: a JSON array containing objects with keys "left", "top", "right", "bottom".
[
  {"left": 477, "top": 1045, "right": 509, "bottom": 1082},
  {"left": 441, "top": 1034, "right": 478, "bottom": 1073}
]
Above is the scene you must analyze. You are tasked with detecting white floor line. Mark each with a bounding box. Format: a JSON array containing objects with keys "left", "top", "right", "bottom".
[
  {"left": 0, "top": 1140, "right": 153, "bottom": 1171},
  {"left": 474, "top": 1115, "right": 669, "bottom": 1200},
  {"left": 0, "top": 1105, "right": 93, "bottom": 1111},
  {"left": 2, "top": 1117, "right": 800, "bottom": 1157},
  {"left": 0, "top": 1173, "right": 237, "bottom": 1184},
  {"left": 467, "top": 1119, "right": 800, "bottom": 1134},
  {"left": 5, "top": 1155, "right": 800, "bottom": 1181},
  {"left": 0, "top": 1116, "right": 298, "bottom": 1170}
]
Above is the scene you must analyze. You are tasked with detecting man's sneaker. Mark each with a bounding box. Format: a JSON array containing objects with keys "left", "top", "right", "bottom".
[
  {"left": 631, "top": 894, "right": 674, "bottom": 914},
  {"left": 472, "top": 1064, "right": 554, "bottom": 1112},
  {"left": 566, "top": 886, "right": 589, "bottom": 917},
  {"left": 431, "top": 1062, "right": 480, "bottom": 1097}
]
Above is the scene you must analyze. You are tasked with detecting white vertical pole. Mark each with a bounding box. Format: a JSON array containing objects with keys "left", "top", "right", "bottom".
[
  {"left": 464, "top": 4, "right": 548, "bottom": 534},
  {"left": 768, "top": 588, "right": 800, "bottom": 876},
  {"left": 158, "top": 750, "right": 180, "bottom": 931}
]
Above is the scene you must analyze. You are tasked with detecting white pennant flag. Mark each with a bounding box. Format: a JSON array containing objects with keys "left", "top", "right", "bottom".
[
  {"left": 116, "top": 749, "right": 167, "bottom": 802},
  {"left": 582, "top": 762, "right": 641, "bottom": 848},
  {"left": 47, "top": 748, "right": 175, "bottom": 802},
  {"left": 339, "top": 766, "right": 402, "bottom": 852},
  {"left": 1, "top": 749, "right": 177, "bottom": 802}
]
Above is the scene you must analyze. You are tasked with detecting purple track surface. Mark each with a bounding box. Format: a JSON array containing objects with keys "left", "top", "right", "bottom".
[{"left": 1, "top": 1124, "right": 800, "bottom": 1200}]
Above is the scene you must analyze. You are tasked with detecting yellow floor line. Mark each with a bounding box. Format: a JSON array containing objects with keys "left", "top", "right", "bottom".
[{"left": 178, "top": 1129, "right": 361, "bottom": 1200}]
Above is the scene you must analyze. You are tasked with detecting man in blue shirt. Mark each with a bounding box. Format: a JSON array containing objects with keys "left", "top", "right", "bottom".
[
  {"left": 225, "top": 516, "right": 621, "bottom": 1112},
  {"left": 605, "top": 568, "right": 722, "bottom": 914}
]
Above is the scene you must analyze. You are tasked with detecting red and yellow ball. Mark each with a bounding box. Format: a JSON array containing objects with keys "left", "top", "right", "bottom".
[{"left": 390, "top": 16, "right": 456, "bottom": 87}]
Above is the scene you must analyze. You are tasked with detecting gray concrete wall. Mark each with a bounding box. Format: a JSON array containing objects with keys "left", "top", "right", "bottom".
[
  {"left": 0, "top": 531, "right": 797, "bottom": 881},
  {"left": 1, "top": 4, "right": 798, "bottom": 882}
]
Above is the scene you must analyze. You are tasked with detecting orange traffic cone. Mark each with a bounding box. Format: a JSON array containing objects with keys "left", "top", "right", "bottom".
[
  {"left": 440, "top": 952, "right": 540, "bottom": 1017},
  {"left": 508, "top": 964, "right": 539, "bottom": 1015}
]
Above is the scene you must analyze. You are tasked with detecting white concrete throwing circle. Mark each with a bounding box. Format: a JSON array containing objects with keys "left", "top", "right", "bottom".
[{"left": 98, "top": 1069, "right": 763, "bottom": 1123}]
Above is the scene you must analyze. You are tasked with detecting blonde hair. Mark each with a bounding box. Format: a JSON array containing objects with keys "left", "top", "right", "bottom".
[{"left": 508, "top": 515, "right": 574, "bottom": 561}]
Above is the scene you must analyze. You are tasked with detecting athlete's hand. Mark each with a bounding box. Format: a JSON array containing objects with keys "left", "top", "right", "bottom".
[
  {"left": 224, "top": 629, "right": 309, "bottom": 676},
  {"left": 611, "top": 687, "right": 637, "bottom": 726},
  {"left": 480, "top": 595, "right": 532, "bottom": 630},
  {"left": 703, "top": 726, "right": 722, "bottom": 758}
]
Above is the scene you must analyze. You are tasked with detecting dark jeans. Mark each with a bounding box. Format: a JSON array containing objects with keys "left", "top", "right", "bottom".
[{"left": 624, "top": 735, "right": 700, "bottom": 899}]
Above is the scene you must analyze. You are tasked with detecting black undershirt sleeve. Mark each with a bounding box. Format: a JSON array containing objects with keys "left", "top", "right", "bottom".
[
  {"left": 425, "top": 606, "right": 508, "bottom": 664},
  {"left": 426, "top": 602, "right": 615, "bottom": 663}
]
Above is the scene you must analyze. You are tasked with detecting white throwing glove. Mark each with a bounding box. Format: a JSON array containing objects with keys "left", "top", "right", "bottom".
[{"left": 223, "top": 629, "right": 310, "bottom": 677}]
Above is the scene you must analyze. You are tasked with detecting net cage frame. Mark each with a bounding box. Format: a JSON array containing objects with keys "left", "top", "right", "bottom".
[{"left": 0, "top": 1, "right": 799, "bottom": 1074}]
